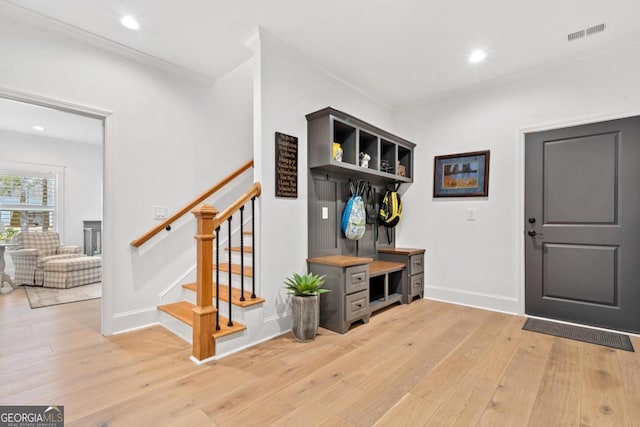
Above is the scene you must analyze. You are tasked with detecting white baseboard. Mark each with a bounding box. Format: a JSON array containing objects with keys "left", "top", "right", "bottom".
[
  {"left": 425, "top": 285, "right": 520, "bottom": 315},
  {"left": 111, "top": 306, "right": 158, "bottom": 333}
]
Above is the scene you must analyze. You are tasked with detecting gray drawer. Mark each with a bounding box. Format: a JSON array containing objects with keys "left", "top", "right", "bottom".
[
  {"left": 411, "top": 273, "right": 424, "bottom": 298},
  {"left": 345, "top": 265, "right": 368, "bottom": 294},
  {"left": 345, "top": 290, "right": 369, "bottom": 321},
  {"left": 409, "top": 254, "right": 424, "bottom": 276}
]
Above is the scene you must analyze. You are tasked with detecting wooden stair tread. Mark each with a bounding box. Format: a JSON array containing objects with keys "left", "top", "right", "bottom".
[
  {"left": 157, "top": 301, "right": 246, "bottom": 339},
  {"left": 182, "top": 283, "right": 265, "bottom": 307},
  {"left": 214, "top": 263, "right": 253, "bottom": 277},
  {"left": 225, "top": 246, "right": 253, "bottom": 254}
]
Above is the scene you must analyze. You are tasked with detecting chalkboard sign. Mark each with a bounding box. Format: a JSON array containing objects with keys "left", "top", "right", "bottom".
[{"left": 275, "top": 132, "right": 298, "bottom": 198}]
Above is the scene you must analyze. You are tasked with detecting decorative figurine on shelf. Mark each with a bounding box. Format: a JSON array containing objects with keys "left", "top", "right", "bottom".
[
  {"left": 380, "top": 159, "right": 393, "bottom": 173},
  {"left": 397, "top": 161, "right": 406, "bottom": 177},
  {"left": 359, "top": 152, "right": 371, "bottom": 168},
  {"left": 333, "top": 142, "right": 343, "bottom": 162}
]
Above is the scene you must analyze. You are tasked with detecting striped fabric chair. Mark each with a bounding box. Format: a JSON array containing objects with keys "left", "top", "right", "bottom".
[{"left": 9, "top": 232, "right": 83, "bottom": 286}]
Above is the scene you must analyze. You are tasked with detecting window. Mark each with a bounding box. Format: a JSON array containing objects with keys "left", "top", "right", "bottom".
[{"left": 0, "top": 170, "right": 58, "bottom": 234}]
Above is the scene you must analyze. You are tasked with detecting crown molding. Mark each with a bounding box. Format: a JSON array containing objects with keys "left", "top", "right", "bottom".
[
  {"left": 242, "top": 27, "right": 260, "bottom": 52},
  {"left": 0, "top": 1, "right": 216, "bottom": 86}
]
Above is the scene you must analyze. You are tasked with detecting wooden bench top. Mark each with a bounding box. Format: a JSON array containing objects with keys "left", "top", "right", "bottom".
[
  {"left": 306, "top": 256, "right": 407, "bottom": 276},
  {"left": 307, "top": 255, "right": 373, "bottom": 267},
  {"left": 378, "top": 247, "right": 425, "bottom": 256},
  {"left": 369, "top": 260, "right": 406, "bottom": 277}
]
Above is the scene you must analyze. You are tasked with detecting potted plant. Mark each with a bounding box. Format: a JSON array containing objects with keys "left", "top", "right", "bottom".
[{"left": 284, "top": 272, "right": 329, "bottom": 342}]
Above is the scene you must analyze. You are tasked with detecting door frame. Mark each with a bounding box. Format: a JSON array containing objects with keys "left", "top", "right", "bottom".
[
  {"left": 0, "top": 86, "right": 114, "bottom": 335},
  {"left": 516, "top": 110, "right": 640, "bottom": 320}
]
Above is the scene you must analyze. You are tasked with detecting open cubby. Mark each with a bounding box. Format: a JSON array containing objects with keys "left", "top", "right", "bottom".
[
  {"left": 369, "top": 275, "right": 385, "bottom": 305},
  {"left": 398, "top": 146, "right": 411, "bottom": 179},
  {"left": 307, "top": 107, "right": 414, "bottom": 184},
  {"left": 380, "top": 139, "right": 396, "bottom": 175},
  {"left": 358, "top": 129, "right": 379, "bottom": 171},
  {"left": 333, "top": 119, "right": 357, "bottom": 166},
  {"left": 388, "top": 270, "right": 403, "bottom": 298}
]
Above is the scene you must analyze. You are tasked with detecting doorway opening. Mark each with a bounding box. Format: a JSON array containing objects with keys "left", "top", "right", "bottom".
[{"left": 0, "top": 89, "right": 107, "bottom": 333}]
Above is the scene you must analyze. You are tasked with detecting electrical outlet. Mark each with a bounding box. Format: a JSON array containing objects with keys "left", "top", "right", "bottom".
[
  {"left": 153, "top": 206, "right": 168, "bottom": 220},
  {"left": 467, "top": 208, "right": 476, "bottom": 221}
]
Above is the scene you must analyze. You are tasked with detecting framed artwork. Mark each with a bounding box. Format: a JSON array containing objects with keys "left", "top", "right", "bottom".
[{"left": 433, "top": 150, "right": 490, "bottom": 197}]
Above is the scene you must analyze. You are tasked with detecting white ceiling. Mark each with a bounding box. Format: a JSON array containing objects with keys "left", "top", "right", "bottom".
[
  {"left": 1, "top": 0, "right": 640, "bottom": 110},
  {"left": 0, "top": 97, "right": 103, "bottom": 144}
]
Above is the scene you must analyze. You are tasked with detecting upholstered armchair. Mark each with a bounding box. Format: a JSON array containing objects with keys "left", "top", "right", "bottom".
[{"left": 9, "top": 232, "right": 83, "bottom": 286}]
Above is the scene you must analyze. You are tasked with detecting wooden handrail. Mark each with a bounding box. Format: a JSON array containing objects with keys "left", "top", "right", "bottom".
[
  {"left": 130, "top": 160, "right": 254, "bottom": 247},
  {"left": 212, "top": 182, "right": 262, "bottom": 230}
]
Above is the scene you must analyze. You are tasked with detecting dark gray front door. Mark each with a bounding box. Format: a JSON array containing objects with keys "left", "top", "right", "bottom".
[{"left": 525, "top": 116, "right": 640, "bottom": 333}]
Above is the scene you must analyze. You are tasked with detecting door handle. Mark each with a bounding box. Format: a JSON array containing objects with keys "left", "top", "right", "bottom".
[{"left": 527, "top": 230, "right": 543, "bottom": 237}]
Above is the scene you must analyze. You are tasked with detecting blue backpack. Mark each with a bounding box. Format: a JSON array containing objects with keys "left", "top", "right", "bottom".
[{"left": 341, "top": 181, "right": 366, "bottom": 240}]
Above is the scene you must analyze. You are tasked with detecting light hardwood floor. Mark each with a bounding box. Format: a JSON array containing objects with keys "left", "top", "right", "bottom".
[{"left": 1, "top": 287, "right": 639, "bottom": 426}]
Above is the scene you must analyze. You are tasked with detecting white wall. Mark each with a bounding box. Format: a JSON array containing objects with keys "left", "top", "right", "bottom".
[
  {"left": 0, "top": 15, "right": 252, "bottom": 333},
  {"left": 247, "top": 29, "right": 397, "bottom": 339},
  {"left": 395, "top": 43, "right": 640, "bottom": 314},
  {"left": 0, "top": 130, "right": 102, "bottom": 249}
]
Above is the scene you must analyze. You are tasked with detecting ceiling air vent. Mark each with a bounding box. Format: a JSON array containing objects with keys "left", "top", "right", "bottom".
[
  {"left": 586, "top": 23, "right": 606, "bottom": 36},
  {"left": 568, "top": 23, "right": 606, "bottom": 42},
  {"left": 568, "top": 30, "right": 585, "bottom": 42}
]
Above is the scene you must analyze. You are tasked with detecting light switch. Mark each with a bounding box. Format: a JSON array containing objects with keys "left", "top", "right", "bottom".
[
  {"left": 467, "top": 208, "right": 476, "bottom": 221},
  {"left": 153, "top": 206, "right": 168, "bottom": 220},
  {"left": 321, "top": 207, "right": 329, "bottom": 220}
]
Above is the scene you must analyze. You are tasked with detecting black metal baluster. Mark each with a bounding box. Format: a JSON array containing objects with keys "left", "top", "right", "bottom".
[
  {"left": 239, "top": 205, "right": 246, "bottom": 302},
  {"left": 215, "top": 226, "right": 220, "bottom": 331},
  {"left": 251, "top": 196, "right": 256, "bottom": 299},
  {"left": 227, "top": 216, "right": 233, "bottom": 327}
]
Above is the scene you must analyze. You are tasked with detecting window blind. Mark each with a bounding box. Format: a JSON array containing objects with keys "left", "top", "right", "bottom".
[{"left": 0, "top": 171, "right": 57, "bottom": 232}]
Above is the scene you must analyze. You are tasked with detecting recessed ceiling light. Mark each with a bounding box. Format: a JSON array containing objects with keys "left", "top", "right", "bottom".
[
  {"left": 469, "top": 50, "right": 487, "bottom": 63},
  {"left": 33, "top": 125, "right": 44, "bottom": 131},
  {"left": 120, "top": 15, "right": 140, "bottom": 30}
]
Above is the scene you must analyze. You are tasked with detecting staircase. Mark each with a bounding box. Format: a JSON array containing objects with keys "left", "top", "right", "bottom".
[
  {"left": 156, "top": 185, "right": 263, "bottom": 362},
  {"left": 158, "top": 227, "right": 265, "bottom": 358},
  {"left": 130, "top": 161, "right": 262, "bottom": 363}
]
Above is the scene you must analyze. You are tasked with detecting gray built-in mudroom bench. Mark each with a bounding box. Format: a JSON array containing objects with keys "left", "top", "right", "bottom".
[
  {"left": 306, "top": 104, "right": 424, "bottom": 334},
  {"left": 307, "top": 249, "right": 425, "bottom": 334}
]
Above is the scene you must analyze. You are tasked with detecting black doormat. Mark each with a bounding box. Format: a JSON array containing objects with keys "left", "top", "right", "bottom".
[{"left": 523, "top": 318, "right": 634, "bottom": 352}]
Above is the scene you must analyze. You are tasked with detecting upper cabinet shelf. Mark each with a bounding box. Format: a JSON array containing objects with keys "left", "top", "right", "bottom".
[{"left": 306, "top": 107, "right": 415, "bottom": 184}]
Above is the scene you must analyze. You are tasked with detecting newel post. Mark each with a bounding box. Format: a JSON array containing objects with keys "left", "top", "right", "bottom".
[{"left": 191, "top": 204, "right": 219, "bottom": 361}]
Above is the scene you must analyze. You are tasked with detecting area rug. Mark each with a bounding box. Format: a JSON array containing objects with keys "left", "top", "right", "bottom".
[
  {"left": 523, "top": 318, "right": 634, "bottom": 352},
  {"left": 23, "top": 283, "right": 101, "bottom": 309}
]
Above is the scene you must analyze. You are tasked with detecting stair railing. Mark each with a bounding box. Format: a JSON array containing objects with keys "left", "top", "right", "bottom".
[
  {"left": 190, "top": 182, "right": 261, "bottom": 361},
  {"left": 130, "top": 159, "right": 254, "bottom": 248}
]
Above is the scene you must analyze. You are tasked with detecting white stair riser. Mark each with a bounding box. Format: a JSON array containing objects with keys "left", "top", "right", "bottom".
[
  {"left": 216, "top": 251, "right": 252, "bottom": 266},
  {"left": 182, "top": 289, "right": 248, "bottom": 322},
  {"left": 213, "top": 273, "right": 254, "bottom": 289},
  {"left": 158, "top": 311, "right": 192, "bottom": 344}
]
